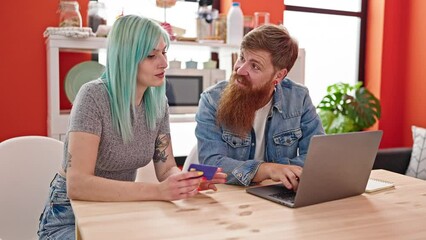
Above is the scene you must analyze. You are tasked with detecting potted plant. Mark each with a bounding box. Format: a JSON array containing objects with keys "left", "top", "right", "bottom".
[{"left": 317, "top": 82, "right": 381, "bottom": 134}]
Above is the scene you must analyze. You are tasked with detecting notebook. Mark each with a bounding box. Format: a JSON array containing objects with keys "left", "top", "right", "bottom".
[
  {"left": 365, "top": 178, "right": 395, "bottom": 193},
  {"left": 246, "top": 130, "right": 383, "bottom": 208}
]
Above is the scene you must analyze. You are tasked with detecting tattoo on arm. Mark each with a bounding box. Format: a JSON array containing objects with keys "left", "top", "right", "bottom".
[
  {"left": 153, "top": 134, "right": 170, "bottom": 163},
  {"left": 66, "top": 151, "right": 72, "bottom": 168}
]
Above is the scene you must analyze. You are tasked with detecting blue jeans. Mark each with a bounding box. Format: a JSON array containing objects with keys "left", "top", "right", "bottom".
[{"left": 38, "top": 174, "right": 75, "bottom": 240}]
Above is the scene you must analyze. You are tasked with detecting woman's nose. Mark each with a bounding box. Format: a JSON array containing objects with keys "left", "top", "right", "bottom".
[{"left": 160, "top": 55, "right": 168, "bottom": 69}]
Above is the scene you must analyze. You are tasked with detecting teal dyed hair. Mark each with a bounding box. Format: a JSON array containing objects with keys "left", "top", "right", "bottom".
[{"left": 101, "top": 15, "right": 170, "bottom": 142}]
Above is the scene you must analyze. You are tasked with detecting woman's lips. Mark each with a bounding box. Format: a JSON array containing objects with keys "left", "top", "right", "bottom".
[{"left": 155, "top": 72, "right": 165, "bottom": 78}]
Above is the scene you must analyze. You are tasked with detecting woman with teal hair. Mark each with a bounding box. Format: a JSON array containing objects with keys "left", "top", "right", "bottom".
[{"left": 38, "top": 15, "right": 227, "bottom": 239}]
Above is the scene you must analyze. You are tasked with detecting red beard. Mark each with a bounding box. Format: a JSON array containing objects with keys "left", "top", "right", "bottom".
[{"left": 216, "top": 73, "right": 274, "bottom": 137}]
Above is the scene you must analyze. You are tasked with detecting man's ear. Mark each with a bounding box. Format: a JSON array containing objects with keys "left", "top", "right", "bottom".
[{"left": 275, "top": 68, "right": 288, "bottom": 82}]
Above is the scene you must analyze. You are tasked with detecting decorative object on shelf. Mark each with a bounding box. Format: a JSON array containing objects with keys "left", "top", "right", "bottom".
[
  {"left": 214, "top": 14, "right": 227, "bottom": 42},
  {"left": 155, "top": 0, "right": 200, "bottom": 40},
  {"left": 196, "top": 0, "right": 219, "bottom": 41},
  {"left": 243, "top": 15, "right": 254, "bottom": 35},
  {"left": 43, "top": 27, "right": 95, "bottom": 38},
  {"left": 95, "top": 25, "right": 111, "bottom": 37},
  {"left": 253, "top": 12, "right": 270, "bottom": 28},
  {"left": 155, "top": 0, "right": 177, "bottom": 40},
  {"left": 58, "top": 0, "right": 82, "bottom": 27},
  {"left": 317, "top": 82, "right": 381, "bottom": 134},
  {"left": 169, "top": 60, "right": 181, "bottom": 69},
  {"left": 203, "top": 59, "right": 217, "bottom": 69},
  {"left": 185, "top": 59, "right": 198, "bottom": 69},
  {"left": 160, "top": 22, "right": 176, "bottom": 40},
  {"left": 156, "top": 0, "right": 177, "bottom": 8},
  {"left": 65, "top": 61, "right": 105, "bottom": 103},
  {"left": 88, "top": 0, "right": 107, "bottom": 33},
  {"left": 226, "top": 2, "right": 244, "bottom": 45}
]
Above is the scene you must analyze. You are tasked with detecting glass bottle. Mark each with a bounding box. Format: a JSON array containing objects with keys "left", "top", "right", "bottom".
[{"left": 58, "top": 1, "right": 82, "bottom": 27}]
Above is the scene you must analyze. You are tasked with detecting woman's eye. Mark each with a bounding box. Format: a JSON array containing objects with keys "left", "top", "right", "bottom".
[
  {"left": 147, "top": 55, "right": 155, "bottom": 59},
  {"left": 162, "top": 51, "right": 167, "bottom": 55}
]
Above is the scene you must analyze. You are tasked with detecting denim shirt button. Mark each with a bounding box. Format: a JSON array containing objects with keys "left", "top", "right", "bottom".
[
  {"left": 251, "top": 143, "right": 255, "bottom": 146},
  {"left": 237, "top": 173, "right": 243, "bottom": 178}
]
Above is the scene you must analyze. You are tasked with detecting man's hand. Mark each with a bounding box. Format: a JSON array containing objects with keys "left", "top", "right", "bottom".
[{"left": 254, "top": 163, "right": 302, "bottom": 191}]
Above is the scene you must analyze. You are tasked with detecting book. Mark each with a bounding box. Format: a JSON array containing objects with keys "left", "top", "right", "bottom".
[{"left": 365, "top": 178, "right": 395, "bottom": 193}]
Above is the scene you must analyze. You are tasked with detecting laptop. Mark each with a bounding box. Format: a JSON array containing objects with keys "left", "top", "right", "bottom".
[{"left": 246, "top": 130, "right": 383, "bottom": 208}]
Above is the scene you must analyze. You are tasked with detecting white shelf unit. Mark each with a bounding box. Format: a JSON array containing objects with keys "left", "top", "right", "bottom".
[
  {"left": 46, "top": 36, "right": 239, "bottom": 141},
  {"left": 46, "top": 36, "right": 108, "bottom": 140}
]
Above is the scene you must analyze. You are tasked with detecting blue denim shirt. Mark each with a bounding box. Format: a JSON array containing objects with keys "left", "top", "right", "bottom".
[{"left": 195, "top": 78, "right": 325, "bottom": 186}]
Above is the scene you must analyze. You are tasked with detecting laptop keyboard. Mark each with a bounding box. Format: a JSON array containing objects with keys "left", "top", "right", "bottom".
[{"left": 269, "top": 191, "right": 296, "bottom": 203}]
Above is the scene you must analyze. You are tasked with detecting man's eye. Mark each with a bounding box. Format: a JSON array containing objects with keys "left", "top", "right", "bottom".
[
  {"left": 162, "top": 51, "right": 167, "bottom": 55},
  {"left": 252, "top": 64, "right": 260, "bottom": 70}
]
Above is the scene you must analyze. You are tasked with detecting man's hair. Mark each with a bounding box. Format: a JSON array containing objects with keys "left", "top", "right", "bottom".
[
  {"left": 101, "top": 15, "right": 170, "bottom": 143},
  {"left": 241, "top": 24, "right": 299, "bottom": 72}
]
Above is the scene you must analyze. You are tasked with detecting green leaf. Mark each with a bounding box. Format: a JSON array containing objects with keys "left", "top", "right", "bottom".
[
  {"left": 316, "top": 82, "right": 381, "bottom": 133},
  {"left": 328, "top": 114, "right": 357, "bottom": 134},
  {"left": 318, "top": 110, "right": 335, "bottom": 133}
]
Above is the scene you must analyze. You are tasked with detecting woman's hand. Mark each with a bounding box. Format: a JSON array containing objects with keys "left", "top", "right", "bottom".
[
  {"left": 199, "top": 168, "right": 227, "bottom": 191},
  {"left": 158, "top": 171, "right": 204, "bottom": 201}
]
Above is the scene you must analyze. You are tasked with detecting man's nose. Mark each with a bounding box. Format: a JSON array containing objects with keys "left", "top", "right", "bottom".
[{"left": 235, "top": 62, "right": 249, "bottom": 75}]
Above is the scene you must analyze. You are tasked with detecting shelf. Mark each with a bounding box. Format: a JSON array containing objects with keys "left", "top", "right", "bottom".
[
  {"left": 46, "top": 35, "right": 239, "bottom": 51},
  {"left": 46, "top": 35, "right": 107, "bottom": 50}
]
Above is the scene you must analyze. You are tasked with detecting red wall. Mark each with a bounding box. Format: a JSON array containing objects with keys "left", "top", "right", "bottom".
[
  {"left": 366, "top": 0, "right": 426, "bottom": 148},
  {"left": 403, "top": 1, "right": 426, "bottom": 145},
  {"left": 0, "top": 0, "right": 89, "bottom": 142}
]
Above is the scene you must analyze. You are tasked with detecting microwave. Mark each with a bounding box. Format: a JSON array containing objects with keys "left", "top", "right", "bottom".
[{"left": 165, "top": 68, "right": 226, "bottom": 115}]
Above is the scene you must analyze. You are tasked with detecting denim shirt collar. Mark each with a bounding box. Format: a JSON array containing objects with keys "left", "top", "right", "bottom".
[{"left": 270, "top": 78, "right": 288, "bottom": 117}]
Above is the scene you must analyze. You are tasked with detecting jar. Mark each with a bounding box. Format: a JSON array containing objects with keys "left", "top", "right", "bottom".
[
  {"left": 243, "top": 15, "right": 253, "bottom": 35},
  {"left": 254, "top": 12, "right": 270, "bottom": 28},
  {"left": 58, "top": 1, "right": 82, "bottom": 27},
  {"left": 88, "top": 1, "right": 107, "bottom": 33},
  {"left": 196, "top": 0, "right": 219, "bottom": 41}
]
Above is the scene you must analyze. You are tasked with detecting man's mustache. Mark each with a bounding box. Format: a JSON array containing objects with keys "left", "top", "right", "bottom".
[{"left": 232, "top": 74, "right": 251, "bottom": 88}]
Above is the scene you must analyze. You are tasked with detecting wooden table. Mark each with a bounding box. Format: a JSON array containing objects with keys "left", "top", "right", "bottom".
[{"left": 71, "top": 170, "right": 426, "bottom": 240}]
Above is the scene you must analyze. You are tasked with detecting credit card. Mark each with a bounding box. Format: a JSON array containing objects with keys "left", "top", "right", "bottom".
[{"left": 187, "top": 163, "right": 218, "bottom": 180}]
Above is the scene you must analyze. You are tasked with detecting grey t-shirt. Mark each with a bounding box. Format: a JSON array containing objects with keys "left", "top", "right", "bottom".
[{"left": 62, "top": 79, "right": 170, "bottom": 181}]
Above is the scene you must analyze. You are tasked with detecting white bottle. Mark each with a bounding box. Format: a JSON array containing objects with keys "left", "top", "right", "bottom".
[{"left": 226, "top": 2, "right": 244, "bottom": 45}]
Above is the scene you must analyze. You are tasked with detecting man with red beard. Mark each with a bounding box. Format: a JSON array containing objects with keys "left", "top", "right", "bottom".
[{"left": 195, "top": 24, "right": 324, "bottom": 190}]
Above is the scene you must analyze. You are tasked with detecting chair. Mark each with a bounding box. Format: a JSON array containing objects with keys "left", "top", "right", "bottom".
[
  {"left": 182, "top": 144, "right": 199, "bottom": 171},
  {"left": 0, "top": 136, "right": 63, "bottom": 240},
  {"left": 135, "top": 160, "right": 159, "bottom": 183}
]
